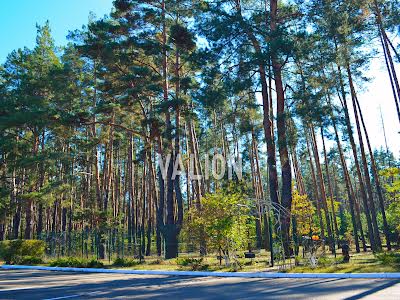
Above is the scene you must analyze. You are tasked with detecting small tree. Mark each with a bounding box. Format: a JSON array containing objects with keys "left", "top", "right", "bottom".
[
  {"left": 185, "top": 188, "right": 253, "bottom": 267},
  {"left": 291, "top": 189, "right": 317, "bottom": 237},
  {"left": 380, "top": 168, "right": 400, "bottom": 240},
  {"left": 380, "top": 168, "right": 400, "bottom": 202}
]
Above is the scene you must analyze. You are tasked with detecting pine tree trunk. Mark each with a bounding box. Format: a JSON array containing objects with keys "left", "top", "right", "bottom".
[
  {"left": 355, "top": 97, "right": 391, "bottom": 250},
  {"left": 270, "top": 0, "right": 292, "bottom": 256},
  {"left": 332, "top": 119, "right": 361, "bottom": 252},
  {"left": 160, "top": 0, "right": 179, "bottom": 260},
  {"left": 373, "top": 0, "right": 400, "bottom": 123},
  {"left": 174, "top": 45, "right": 183, "bottom": 235},
  {"left": 306, "top": 130, "right": 325, "bottom": 240},
  {"left": 156, "top": 137, "right": 165, "bottom": 257},
  {"left": 336, "top": 61, "right": 376, "bottom": 252},
  {"left": 252, "top": 129, "right": 270, "bottom": 250},
  {"left": 346, "top": 64, "right": 382, "bottom": 251},
  {"left": 145, "top": 150, "right": 152, "bottom": 257},
  {"left": 354, "top": 196, "right": 368, "bottom": 252},
  {"left": 13, "top": 202, "right": 21, "bottom": 240},
  {"left": 25, "top": 132, "right": 40, "bottom": 239},
  {"left": 11, "top": 161, "right": 20, "bottom": 239},
  {"left": 310, "top": 124, "right": 334, "bottom": 252},
  {"left": 188, "top": 118, "right": 203, "bottom": 203},
  {"left": 36, "top": 133, "right": 46, "bottom": 238},
  {"left": 321, "top": 127, "right": 340, "bottom": 240},
  {"left": 250, "top": 133, "right": 262, "bottom": 249},
  {"left": 235, "top": 1, "right": 280, "bottom": 230},
  {"left": 92, "top": 60, "right": 102, "bottom": 210},
  {"left": 127, "top": 134, "right": 135, "bottom": 251}
]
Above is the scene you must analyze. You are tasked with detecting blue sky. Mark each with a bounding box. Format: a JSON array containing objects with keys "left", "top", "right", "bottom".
[
  {"left": 0, "top": 0, "right": 399, "bottom": 156},
  {"left": 0, "top": 0, "right": 113, "bottom": 61}
]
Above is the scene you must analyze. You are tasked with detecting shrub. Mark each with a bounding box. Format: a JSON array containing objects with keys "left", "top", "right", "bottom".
[
  {"left": 317, "top": 256, "right": 333, "bottom": 267},
  {"left": 113, "top": 257, "right": 139, "bottom": 267},
  {"left": 295, "top": 255, "right": 301, "bottom": 266},
  {"left": 20, "top": 256, "right": 44, "bottom": 265},
  {"left": 376, "top": 252, "right": 400, "bottom": 265},
  {"left": 184, "top": 189, "right": 253, "bottom": 257},
  {"left": 49, "top": 257, "right": 104, "bottom": 268},
  {"left": 50, "top": 257, "right": 81, "bottom": 267},
  {"left": 244, "top": 260, "right": 253, "bottom": 266},
  {"left": 176, "top": 257, "right": 192, "bottom": 266},
  {"left": 314, "top": 255, "right": 344, "bottom": 266},
  {"left": 148, "top": 259, "right": 163, "bottom": 265},
  {"left": 86, "top": 259, "right": 104, "bottom": 268},
  {"left": 0, "top": 240, "right": 46, "bottom": 265},
  {"left": 176, "top": 257, "right": 208, "bottom": 271}
]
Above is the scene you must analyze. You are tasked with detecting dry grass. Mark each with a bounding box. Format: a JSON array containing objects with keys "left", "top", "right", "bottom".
[
  {"left": 5, "top": 247, "right": 400, "bottom": 274},
  {"left": 289, "top": 251, "right": 400, "bottom": 273}
]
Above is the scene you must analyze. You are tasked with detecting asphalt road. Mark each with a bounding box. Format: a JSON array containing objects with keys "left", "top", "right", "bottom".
[{"left": 0, "top": 270, "right": 400, "bottom": 300}]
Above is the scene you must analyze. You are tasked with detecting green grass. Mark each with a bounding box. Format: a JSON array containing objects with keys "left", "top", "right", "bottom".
[
  {"left": 98, "top": 250, "right": 274, "bottom": 272},
  {"left": 289, "top": 251, "right": 400, "bottom": 273},
  {"left": 3, "top": 248, "right": 400, "bottom": 274}
]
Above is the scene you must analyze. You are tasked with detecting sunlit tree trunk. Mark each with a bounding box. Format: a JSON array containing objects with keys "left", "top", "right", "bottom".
[
  {"left": 310, "top": 123, "right": 334, "bottom": 252},
  {"left": 336, "top": 59, "right": 376, "bottom": 252},
  {"left": 347, "top": 64, "right": 382, "bottom": 251},
  {"left": 331, "top": 115, "right": 361, "bottom": 253},
  {"left": 321, "top": 127, "right": 339, "bottom": 241},
  {"left": 355, "top": 97, "right": 391, "bottom": 250}
]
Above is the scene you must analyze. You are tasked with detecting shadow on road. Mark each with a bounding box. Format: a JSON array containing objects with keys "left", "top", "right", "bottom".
[
  {"left": 0, "top": 270, "right": 399, "bottom": 299},
  {"left": 344, "top": 279, "right": 400, "bottom": 300}
]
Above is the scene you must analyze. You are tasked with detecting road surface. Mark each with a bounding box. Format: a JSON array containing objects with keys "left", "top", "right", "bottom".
[{"left": 0, "top": 270, "right": 399, "bottom": 299}]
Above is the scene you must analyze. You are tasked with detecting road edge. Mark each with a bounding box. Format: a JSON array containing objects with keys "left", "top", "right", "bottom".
[{"left": 2, "top": 265, "right": 400, "bottom": 279}]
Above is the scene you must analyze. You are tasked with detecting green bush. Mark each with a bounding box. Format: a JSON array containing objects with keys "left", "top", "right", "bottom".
[
  {"left": 376, "top": 252, "right": 400, "bottom": 265},
  {"left": 19, "top": 256, "right": 44, "bottom": 265},
  {"left": 176, "top": 257, "right": 192, "bottom": 266},
  {"left": 113, "top": 257, "right": 139, "bottom": 267},
  {"left": 315, "top": 255, "right": 344, "bottom": 267},
  {"left": 317, "top": 256, "right": 334, "bottom": 267},
  {"left": 176, "top": 257, "right": 208, "bottom": 271},
  {"left": 0, "top": 240, "right": 46, "bottom": 265},
  {"left": 49, "top": 257, "right": 104, "bottom": 268},
  {"left": 148, "top": 259, "right": 163, "bottom": 265},
  {"left": 86, "top": 259, "right": 104, "bottom": 268},
  {"left": 49, "top": 257, "right": 82, "bottom": 267}
]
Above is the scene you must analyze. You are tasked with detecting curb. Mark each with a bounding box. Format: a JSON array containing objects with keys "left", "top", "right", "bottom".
[{"left": 2, "top": 265, "right": 400, "bottom": 279}]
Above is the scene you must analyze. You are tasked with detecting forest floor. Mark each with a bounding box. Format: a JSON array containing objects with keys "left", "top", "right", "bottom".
[
  {"left": 58, "top": 250, "right": 279, "bottom": 273},
  {"left": 101, "top": 248, "right": 400, "bottom": 273},
  {"left": 10, "top": 248, "right": 399, "bottom": 274},
  {"left": 289, "top": 251, "right": 400, "bottom": 273}
]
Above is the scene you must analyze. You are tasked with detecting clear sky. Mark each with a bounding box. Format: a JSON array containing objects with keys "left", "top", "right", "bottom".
[
  {"left": 0, "top": 0, "right": 114, "bottom": 59},
  {"left": 0, "top": 0, "right": 399, "bottom": 157},
  {"left": 357, "top": 56, "right": 400, "bottom": 158}
]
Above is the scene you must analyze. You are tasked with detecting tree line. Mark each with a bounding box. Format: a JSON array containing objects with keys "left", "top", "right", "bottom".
[{"left": 0, "top": 0, "right": 399, "bottom": 260}]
